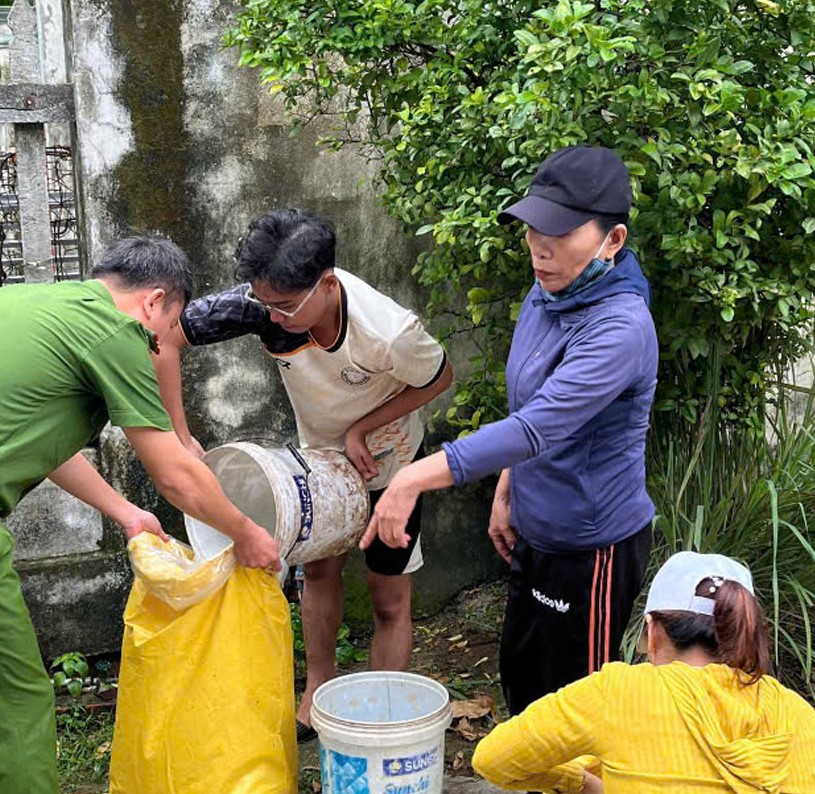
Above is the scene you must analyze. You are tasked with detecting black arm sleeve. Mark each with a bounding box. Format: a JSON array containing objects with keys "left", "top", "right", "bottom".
[{"left": 181, "top": 284, "right": 270, "bottom": 346}]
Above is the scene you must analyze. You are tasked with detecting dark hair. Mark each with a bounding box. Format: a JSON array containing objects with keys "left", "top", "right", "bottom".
[
  {"left": 91, "top": 234, "right": 193, "bottom": 304},
  {"left": 650, "top": 578, "right": 771, "bottom": 685},
  {"left": 594, "top": 213, "right": 629, "bottom": 235},
  {"left": 234, "top": 209, "right": 336, "bottom": 293}
]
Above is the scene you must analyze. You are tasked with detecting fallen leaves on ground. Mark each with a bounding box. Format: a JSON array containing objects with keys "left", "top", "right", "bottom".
[
  {"left": 453, "top": 717, "right": 481, "bottom": 741},
  {"left": 450, "top": 695, "right": 493, "bottom": 720},
  {"left": 449, "top": 695, "right": 494, "bottom": 742}
]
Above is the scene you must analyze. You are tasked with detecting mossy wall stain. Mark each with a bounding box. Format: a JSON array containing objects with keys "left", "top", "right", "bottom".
[{"left": 104, "top": 1, "right": 191, "bottom": 248}]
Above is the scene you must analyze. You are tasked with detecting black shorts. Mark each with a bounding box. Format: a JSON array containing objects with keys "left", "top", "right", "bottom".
[
  {"left": 499, "top": 525, "right": 652, "bottom": 716},
  {"left": 364, "top": 448, "right": 425, "bottom": 577}
]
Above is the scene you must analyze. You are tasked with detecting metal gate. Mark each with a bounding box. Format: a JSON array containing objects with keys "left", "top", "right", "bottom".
[{"left": 0, "top": 0, "right": 81, "bottom": 286}]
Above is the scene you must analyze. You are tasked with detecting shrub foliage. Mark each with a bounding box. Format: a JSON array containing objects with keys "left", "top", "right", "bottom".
[{"left": 228, "top": 0, "right": 815, "bottom": 431}]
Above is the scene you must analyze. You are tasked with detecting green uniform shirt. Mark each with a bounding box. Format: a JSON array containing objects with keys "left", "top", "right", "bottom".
[{"left": 0, "top": 279, "right": 173, "bottom": 518}]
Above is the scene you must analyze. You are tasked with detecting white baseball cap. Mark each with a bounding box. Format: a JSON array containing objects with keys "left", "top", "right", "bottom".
[{"left": 644, "top": 551, "right": 754, "bottom": 617}]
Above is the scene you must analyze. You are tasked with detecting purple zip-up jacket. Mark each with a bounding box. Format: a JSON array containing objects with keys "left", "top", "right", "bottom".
[{"left": 443, "top": 248, "right": 658, "bottom": 552}]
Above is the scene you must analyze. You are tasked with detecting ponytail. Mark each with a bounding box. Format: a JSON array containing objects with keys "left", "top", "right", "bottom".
[
  {"left": 711, "top": 579, "right": 771, "bottom": 685},
  {"left": 649, "top": 578, "right": 771, "bottom": 685}
]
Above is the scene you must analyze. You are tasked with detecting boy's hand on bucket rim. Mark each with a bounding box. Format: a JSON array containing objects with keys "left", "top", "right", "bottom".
[{"left": 344, "top": 428, "right": 379, "bottom": 482}]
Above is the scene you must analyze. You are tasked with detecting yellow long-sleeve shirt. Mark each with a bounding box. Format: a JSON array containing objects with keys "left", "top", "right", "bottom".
[{"left": 473, "top": 661, "right": 815, "bottom": 793}]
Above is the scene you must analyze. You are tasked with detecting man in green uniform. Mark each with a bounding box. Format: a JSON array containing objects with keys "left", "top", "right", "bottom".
[{"left": 0, "top": 235, "right": 280, "bottom": 794}]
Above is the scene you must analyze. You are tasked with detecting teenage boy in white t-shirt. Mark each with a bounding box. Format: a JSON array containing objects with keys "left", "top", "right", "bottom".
[{"left": 154, "top": 209, "right": 452, "bottom": 740}]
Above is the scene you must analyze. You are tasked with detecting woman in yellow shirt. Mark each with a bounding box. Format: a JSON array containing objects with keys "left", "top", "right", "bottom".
[{"left": 473, "top": 551, "right": 815, "bottom": 793}]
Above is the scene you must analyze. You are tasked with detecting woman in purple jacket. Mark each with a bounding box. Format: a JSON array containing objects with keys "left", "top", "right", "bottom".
[{"left": 360, "top": 145, "right": 659, "bottom": 715}]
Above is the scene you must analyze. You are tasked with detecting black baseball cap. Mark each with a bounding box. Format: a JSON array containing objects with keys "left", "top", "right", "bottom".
[{"left": 498, "top": 145, "right": 632, "bottom": 235}]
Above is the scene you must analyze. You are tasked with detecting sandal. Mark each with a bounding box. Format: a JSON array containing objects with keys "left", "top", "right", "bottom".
[{"left": 296, "top": 719, "right": 318, "bottom": 743}]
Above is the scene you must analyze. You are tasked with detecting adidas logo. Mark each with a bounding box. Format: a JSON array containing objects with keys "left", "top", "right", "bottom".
[{"left": 531, "top": 588, "right": 570, "bottom": 613}]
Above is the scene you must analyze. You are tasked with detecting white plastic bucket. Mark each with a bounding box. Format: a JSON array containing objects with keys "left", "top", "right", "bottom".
[
  {"left": 311, "top": 671, "right": 452, "bottom": 794},
  {"left": 184, "top": 442, "right": 370, "bottom": 565}
]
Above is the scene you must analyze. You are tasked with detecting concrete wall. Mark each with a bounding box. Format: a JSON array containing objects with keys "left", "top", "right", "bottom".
[
  {"left": 10, "top": 447, "right": 135, "bottom": 657},
  {"left": 11, "top": 0, "right": 502, "bottom": 659}
]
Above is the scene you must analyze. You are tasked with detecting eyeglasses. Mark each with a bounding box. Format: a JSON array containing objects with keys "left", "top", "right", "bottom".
[{"left": 246, "top": 277, "right": 323, "bottom": 318}]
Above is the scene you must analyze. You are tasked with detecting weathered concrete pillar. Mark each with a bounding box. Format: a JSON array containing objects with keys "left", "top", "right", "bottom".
[{"left": 8, "top": 0, "right": 51, "bottom": 283}]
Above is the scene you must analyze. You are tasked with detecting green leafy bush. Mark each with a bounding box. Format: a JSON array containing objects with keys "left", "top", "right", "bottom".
[
  {"left": 51, "top": 651, "right": 89, "bottom": 698},
  {"left": 227, "top": 0, "right": 815, "bottom": 431}
]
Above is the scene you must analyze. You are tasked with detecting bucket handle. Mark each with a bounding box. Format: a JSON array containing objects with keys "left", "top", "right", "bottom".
[
  {"left": 285, "top": 442, "right": 312, "bottom": 479},
  {"left": 278, "top": 443, "right": 315, "bottom": 562}
]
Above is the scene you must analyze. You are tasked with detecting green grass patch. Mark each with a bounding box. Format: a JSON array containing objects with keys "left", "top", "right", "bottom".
[{"left": 57, "top": 705, "right": 114, "bottom": 793}]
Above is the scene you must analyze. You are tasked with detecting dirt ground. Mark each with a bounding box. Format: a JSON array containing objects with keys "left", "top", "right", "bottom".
[{"left": 297, "top": 579, "right": 508, "bottom": 792}]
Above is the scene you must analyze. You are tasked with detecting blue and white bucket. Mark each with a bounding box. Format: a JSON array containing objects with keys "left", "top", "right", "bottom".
[{"left": 311, "top": 671, "right": 452, "bottom": 794}]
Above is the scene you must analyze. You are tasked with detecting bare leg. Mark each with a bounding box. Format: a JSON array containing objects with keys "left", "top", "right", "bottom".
[
  {"left": 296, "top": 554, "right": 347, "bottom": 725},
  {"left": 368, "top": 572, "right": 412, "bottom": 670}
]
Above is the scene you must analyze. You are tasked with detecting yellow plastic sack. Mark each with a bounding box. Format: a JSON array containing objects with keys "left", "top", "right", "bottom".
[
  {"left": 127, "top": 533, "right": 235, "bottom": 610},
  {"left": 110, "top": 536, "right": 297, "bottom": 794}
]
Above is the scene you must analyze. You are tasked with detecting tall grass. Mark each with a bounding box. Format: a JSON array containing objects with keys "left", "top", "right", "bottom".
[{"left": 635, "top": 379, "right": 815, "bottom": 700}]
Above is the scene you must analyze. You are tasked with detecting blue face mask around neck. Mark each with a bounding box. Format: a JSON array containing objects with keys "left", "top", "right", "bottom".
[{"left": 538, "top": 231, "right": 615, "bottom": 303}]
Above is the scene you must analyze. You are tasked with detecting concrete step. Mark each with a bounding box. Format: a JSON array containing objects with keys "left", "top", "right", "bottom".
[{"left": 443, "top": 775, "right": 504, "bottom": 792}]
